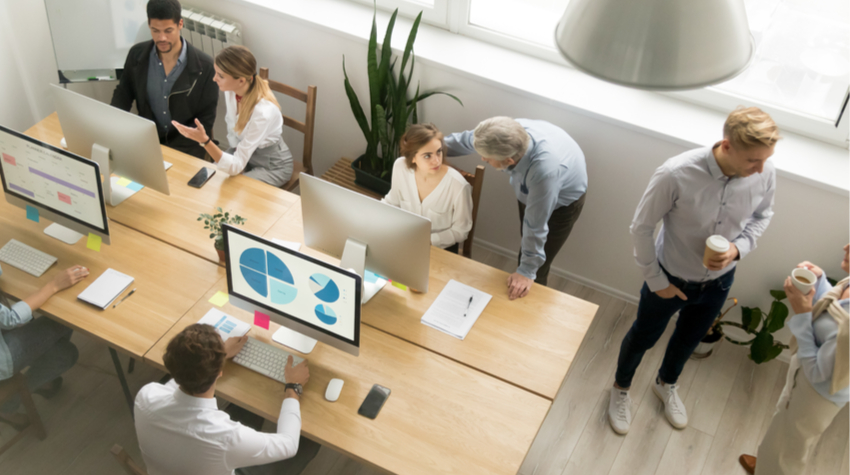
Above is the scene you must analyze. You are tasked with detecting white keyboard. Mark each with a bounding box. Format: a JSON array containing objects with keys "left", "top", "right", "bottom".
[
  {"left": 232, "top": 337, "right": 305, "bottom": 384},
  {"left": 0, "top": 239, "right": 58, "bottom": 277}
]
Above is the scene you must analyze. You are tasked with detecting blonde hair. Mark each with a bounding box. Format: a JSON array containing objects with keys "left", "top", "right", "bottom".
[
  {"left": 472, "top": 117, "right": 529, "bottom": 161},
  {"left": 215, "top": 46, "right": 280, "bottom": 134},
  {"left": 400, "top": 123, "right": 444, "bottom": 170},
  {"left": 723, "top": 107, "right": 781, "bottom": 149}
]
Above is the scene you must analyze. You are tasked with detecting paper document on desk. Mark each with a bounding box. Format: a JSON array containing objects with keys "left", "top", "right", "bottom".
[
  {"left": 421, "top": 279, "right": 491, "bottom": 340},
  {"left": 198, "top": 308, "right": 251, "bottom": 341},
  {"left": 77, "top": 268, "right": 134, "bottom": 309}
]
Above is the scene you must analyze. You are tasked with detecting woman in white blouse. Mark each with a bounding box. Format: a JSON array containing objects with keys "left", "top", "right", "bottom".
[
  {"left": 383, "top": 124, "right": 473, "bottom": 253},
  {"left": 172, "top": 45, "right": 293, "bottom": 187}
]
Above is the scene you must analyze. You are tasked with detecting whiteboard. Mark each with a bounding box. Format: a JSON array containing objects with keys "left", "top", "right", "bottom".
[{"left": 44, "top": 0, "right": 150, "bottom": 77}]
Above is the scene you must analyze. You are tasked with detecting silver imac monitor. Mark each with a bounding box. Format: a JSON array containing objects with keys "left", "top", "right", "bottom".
[
  {"left": 50, "top": 84, "right": 170, "bottom": 206},
  {"left": 0, "top": 124, "right": 110, "bottom": 245},
  {"left": 223, "top": 224, "right": 362, "bottom": 356},
  {"left": 299, "top": 174, "right": 431, "bottom": 302}
]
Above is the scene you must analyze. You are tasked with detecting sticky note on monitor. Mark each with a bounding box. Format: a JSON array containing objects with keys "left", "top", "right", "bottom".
[
  {"left": 26, "top": 205, "right": 39, "bottom": 223},
  {"left": 208, "top": 291, "right": 229, "bottom": 307},
  {"left": 126, "top": 181, "right": 144, "bottom": 192},
  {"left": 254, "top": 310, "right": 270, "bottom": 330},
  {"left": 86, "top": 233, "right": 102, "bottom": 252},
  {"left": 391, "top": 281, "right": 408, "bottom": 291},
  {"left": 116, "top": 177, "right": 132, "bottom": 187}
]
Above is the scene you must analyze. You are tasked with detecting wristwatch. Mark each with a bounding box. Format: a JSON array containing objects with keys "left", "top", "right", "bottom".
[
  {"left": 284, "top": 383, "right": 302, "bottom": 396},
  {"left": 200, "top": 136, "right": 212, "bottom": 146}
]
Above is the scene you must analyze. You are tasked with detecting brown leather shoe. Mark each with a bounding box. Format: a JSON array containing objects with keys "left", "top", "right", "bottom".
[{"left": 739, "top": 454, "right": 756, "bottom": 474}]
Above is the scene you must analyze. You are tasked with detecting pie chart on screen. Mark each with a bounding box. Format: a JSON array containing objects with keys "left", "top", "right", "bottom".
[
  {"left": 239, "top": 248, "right": 298, "bottom": 305},
  {"left": 309, "top": 273, "right": 339, "bottom": 303},
  {"left": 315, "top": 304, "right": 337, "bottom": 325}
]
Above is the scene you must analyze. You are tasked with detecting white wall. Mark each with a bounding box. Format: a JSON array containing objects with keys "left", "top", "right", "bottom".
[{"left": 9, "top": 0, "right": 849, "bottom": 341}]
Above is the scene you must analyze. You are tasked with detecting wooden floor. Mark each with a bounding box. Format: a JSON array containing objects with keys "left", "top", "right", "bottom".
[{"left": 0, "top": 245, "right": 846, "bottom": 474}]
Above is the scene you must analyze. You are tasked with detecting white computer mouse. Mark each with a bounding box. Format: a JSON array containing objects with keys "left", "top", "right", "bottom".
[
  {"left": 60, "top": 137, "right": 68, "bottom": 149},
  {"left": 325, "top": 378, "right": 344, "bottom": 402}
]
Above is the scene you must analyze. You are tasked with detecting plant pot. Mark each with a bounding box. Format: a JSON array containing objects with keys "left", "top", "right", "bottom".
[
  {"left": 351, "top": 154, "right": 391, "bottom": 196},
  {"left": 215, "top": 247, "right": 225, "bottom": 263},
  {"left": 691, "top": 328, "right": 724, "bottom": 360}
]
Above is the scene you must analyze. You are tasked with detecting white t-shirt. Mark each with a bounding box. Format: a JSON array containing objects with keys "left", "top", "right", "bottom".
[
  {"left": 383, "top": 157, "right": 473, "bottom": 248},
  {"left": 217, "top": 90, "right": 288, "bottom": 176}
]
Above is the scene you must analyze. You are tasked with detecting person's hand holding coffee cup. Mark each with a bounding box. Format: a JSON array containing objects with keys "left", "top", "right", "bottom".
[
  {"left": 783, "top": 276, "right": 814, "bottom": 315},
  {"left": 790, "top": 267, "right": 817, "bottom": 294},
  {"left": 795, "top": 261, "right": 823, "bottom": 279},
  {"left": 703, "top": 235, "right": 739, "bottom": 271}
]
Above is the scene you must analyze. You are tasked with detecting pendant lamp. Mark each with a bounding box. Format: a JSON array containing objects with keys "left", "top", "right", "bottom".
[{"left": 554, "top": 0, "right": 755, "bottom": 90}]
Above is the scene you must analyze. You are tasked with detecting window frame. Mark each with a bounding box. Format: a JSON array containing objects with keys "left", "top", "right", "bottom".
[{"left": 349, "top": 0, "right": 449, "bottom": 27}]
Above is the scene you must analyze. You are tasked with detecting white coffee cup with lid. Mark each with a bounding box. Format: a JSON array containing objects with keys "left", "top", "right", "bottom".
[
  {"left": 791, "top": 268, "right": 817, "bottom": 294},
  {"left": 703, "top": 235, "right": 730, "bottom": 269}
]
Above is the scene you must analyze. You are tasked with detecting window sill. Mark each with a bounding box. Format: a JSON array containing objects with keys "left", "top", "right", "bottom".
[{"left": 239, "top": 0, "right": 849, "bottom": 196}]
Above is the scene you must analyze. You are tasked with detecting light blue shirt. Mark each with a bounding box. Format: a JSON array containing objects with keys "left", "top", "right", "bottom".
[
  {"left": 0, "top": 265, "right": 34, "bottom": 380},
  {"left": 630, "top": 145, "right": 775, "bottom": 292},
  {"left": 147, "top": 38, "right": 189, "bottom": 134},
  {"left": 445, "top": 119, "right": 588, "bottom": 280},
  {"left": 788, "top": 274, "right": 849, "bottom": 407}
]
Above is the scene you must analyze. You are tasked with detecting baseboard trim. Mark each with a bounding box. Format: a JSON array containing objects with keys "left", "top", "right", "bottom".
[{"left": 471, "top": 237, "right": 640, "bottom": 305}]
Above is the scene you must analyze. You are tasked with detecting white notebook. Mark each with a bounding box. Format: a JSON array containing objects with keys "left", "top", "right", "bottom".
[
  {"left": 198, "top": 308, "right": 251, "bottom": 341},
  {"left": 77, "top": 268, "right": 134, "bottom": 309},
  {"left": 421, "top": 280, "right": 492, "bottom": 340}
]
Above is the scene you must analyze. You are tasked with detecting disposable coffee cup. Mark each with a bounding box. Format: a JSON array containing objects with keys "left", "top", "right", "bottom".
[
  {"left": 791, "top": 268, "right": 817, "bottom": 294},
  {"left": 703, "top": 235, "right": 730, "bottom": 268}
]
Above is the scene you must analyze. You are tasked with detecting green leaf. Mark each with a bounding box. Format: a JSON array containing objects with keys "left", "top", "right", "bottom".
[
  {"left": 216, "top": 207, "right": 222, "bottom": 212},
  {"left": 763, "top": 344, "right": 784, "bottom": 363},
  {"left": 378, "top": 9, "right": 397, "bottom": 94},
  {"left": 770, "top": 289, "right": 786, "bottom": 301},
  {"left": 209, "top": 233, "right": 216, "bottom": 239},
  {"left": 766, "top": 300, "right": 789, "bottom": 333},
  {"left": 399, "top": 12, "right": 422, "bottom": 81},
  {"left": 375, "top": 104, "right": 390, "bottom": 161},
  {"left": 343, "top": 56, "right": 374, "bottom": 157},
  {"left": 414, "top": 90, "right": 464, "bottom": 107},
  {"left": 741, "top": 306, "right": 755, "bottom": 333},
  {"left": 750, "top": 329, "right": 775, "bottom": 364},
  {"left": 828, "top": 276, "right": 837, "bottom": 286}
]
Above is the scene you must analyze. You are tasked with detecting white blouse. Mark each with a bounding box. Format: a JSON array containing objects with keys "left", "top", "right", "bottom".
[
  {"left": 383, "top": 157, "right": 473, "bottom": 249},
  {"left": 218, "top": 90, "right": 286, "bottom": 176}
]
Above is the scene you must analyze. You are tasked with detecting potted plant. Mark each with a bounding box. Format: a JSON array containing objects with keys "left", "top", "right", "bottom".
[
  {"left": 198, "top": 207, "right": 246, "bottom": 262},
  {"left": 692, "top": 290, "right": 790, "bottom": 363},
  {"left": 343, "top": 4, "right": 462, "bottom": 195}
]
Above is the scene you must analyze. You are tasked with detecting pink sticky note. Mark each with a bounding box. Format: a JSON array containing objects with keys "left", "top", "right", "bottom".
[
  {"left": 57, "top": 192, "right": 71, "bottom": 204},
  {"left": 2, "top": 153, "right": 15, "bottom": 166},
  {"left": 254, "top": 311, "right": 270, "bottom": 330}
]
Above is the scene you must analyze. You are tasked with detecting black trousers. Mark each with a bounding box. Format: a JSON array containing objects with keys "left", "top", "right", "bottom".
[{"left": 517, "top": 192, "right": 586, "bottom": 285}]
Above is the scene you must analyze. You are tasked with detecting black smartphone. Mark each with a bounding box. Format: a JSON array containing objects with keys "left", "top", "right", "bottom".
[
  {"left": 188, "top": 167, "right": 215, "bottom": 188},
  {"left": 358, "top": 384, "right": 391, "bottom": 419}
]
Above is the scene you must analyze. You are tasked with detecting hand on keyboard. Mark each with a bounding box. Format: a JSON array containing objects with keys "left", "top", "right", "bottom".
[
  {"left": 224, "top": 335, "right": 249, "bottom": 359},
  {"left": 284, "top": 355, "right": 310, "bottom": 387},
  {"left": 50, "top": 266, "right": 90, "bottom": 293}
]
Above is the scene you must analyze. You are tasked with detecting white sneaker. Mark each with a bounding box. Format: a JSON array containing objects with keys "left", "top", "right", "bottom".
[
  {"left": 653, "top": 378, "right": 688, "bottom": 429},
  {"left": 608, "top": 386, "right": 632, "bottom": 435}
]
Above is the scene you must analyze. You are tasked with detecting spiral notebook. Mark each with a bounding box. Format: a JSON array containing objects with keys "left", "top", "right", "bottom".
[{"left": 77, "top": 268, "right": 134, "bottom": 309}]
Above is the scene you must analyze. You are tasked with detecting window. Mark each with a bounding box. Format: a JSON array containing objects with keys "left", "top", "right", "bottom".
[{"left": 350, "top": 0, "right": 449, "bottom": 27}]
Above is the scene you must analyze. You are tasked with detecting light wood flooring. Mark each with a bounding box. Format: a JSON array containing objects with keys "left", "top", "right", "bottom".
[{"left": 0, "top": 245, "right": 846, "bottom": 474}]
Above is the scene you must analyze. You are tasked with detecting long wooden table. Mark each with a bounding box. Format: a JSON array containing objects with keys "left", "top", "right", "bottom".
[
  {"left": 25, "top": 114, "right": 300, "bottom": 265},
  {"left": 263, "top": 203, "right": 598, "bottom": 400},
  {"left": 144, "top": 278, "right": 552, "bottom": 475}
]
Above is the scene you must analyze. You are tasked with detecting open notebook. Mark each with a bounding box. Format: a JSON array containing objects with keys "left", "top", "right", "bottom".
[{"left": 77, "top": 268, "right": 134, "bottom": 309}]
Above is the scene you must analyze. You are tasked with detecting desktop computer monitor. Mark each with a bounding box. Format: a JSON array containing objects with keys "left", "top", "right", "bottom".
[
  {"left": 223, "top": 224, "right": 362, "bottom": 356},
  {"left": 0, "top": 124, "right": 110, "bottom": 245},
  {"left": 299, "top": 174, "right": 431, "bottom": 301},
  {"left": 50, "top": 84, "right": 170, "bottom": 206}
]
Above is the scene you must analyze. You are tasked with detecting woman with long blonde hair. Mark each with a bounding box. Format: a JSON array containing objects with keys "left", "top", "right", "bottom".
[{"left": 172, "top": 45, "right": 293, "bottom": 186}]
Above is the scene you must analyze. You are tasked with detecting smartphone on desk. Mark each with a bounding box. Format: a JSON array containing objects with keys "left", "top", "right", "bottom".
[
  {"left": 188, "top": 167, "right": 215, "bottom": 188},
  {"left": 358, "top": 384, "right": 391, "bottom": 419}
]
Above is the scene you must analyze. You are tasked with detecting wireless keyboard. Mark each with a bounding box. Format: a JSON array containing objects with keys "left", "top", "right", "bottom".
[
  {"left": 232, "top": 337, "right": 305, "bottom": 384},
  {"left": 0, "top": 239, "right": 58, "bottom": 277}
]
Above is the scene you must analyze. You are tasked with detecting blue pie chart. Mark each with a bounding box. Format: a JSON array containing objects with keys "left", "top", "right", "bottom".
[
  {"left": 315, "top": 304, "right": 337, "bottom": 325},
  {"left": 309, "top": 273, "right": 340, "bottom": 303},
  {"left": 240, "top": 248, "right": 297, "bottom": 305}
]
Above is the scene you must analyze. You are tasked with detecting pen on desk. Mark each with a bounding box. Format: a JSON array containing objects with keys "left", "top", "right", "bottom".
[
  {"left": 463, "top": 295, "right": 473, "bottom": 317},
  {"left": 113, "top": 288, "right": 136, "bottom": 308}
]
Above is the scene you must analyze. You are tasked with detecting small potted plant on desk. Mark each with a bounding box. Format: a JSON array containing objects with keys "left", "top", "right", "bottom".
[
  {"left": 198, "top": 207, "right": 246, "bottom": 262},
  {"left": 693, "top": 289, "right": 790, "bottom": 364}
]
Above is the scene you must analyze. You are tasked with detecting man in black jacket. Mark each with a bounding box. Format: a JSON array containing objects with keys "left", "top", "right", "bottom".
[{"left": 111, "top": 0, "right": 218, "bottom": 159}]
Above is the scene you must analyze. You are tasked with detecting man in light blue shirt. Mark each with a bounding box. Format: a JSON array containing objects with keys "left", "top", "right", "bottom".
[
  {"left": 445, "top": 117, "right": 588, "bottom": 300},
  {"left": 608, "top": 107, "right": 781, "bottom": 436}
]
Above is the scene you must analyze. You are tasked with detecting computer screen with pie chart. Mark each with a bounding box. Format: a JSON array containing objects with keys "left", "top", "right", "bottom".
[{"left": 222, "top": 225, "right": 361, "bottom": 356}]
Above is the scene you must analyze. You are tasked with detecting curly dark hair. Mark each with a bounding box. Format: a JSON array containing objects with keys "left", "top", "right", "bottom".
[{"left": 163, "top": 324, "right": 226, "bottom": 395}]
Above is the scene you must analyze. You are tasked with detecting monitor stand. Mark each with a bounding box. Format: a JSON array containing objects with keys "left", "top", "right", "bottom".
[
  {"left": 339, "top": 238, "right": 388, "bottom": 304},
  {"left": 44, "top": 223, "right": 84, "bottom": 244},
  {"left": 272, "top": 326, "right": 318, "bottom": 354},
  {"left": 91, "top": 143, "right": 142, "bottom": 206}
]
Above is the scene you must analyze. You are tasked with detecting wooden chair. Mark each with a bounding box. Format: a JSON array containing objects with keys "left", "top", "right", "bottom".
[
  {"left": 111, "top": 444, "right": 148, "bottom": 475},
  {"left": 450, "top": 165, "right": 485, "bottom": 258},
  {"left": 258, "top": 68, "right": 317, "bottom": 192},
  {"left": 0, "top": 372, "right": 47, "bottom": 455}
]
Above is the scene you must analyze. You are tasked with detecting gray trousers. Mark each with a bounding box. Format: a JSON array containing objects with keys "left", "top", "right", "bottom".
[
  {"left": 229, "top": 140, "right": 294, "bottom": 187},
  {"left": 517, "top": 192, "right": 586, "bottom": 285}
]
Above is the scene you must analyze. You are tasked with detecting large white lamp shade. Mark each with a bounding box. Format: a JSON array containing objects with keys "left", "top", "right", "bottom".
[{"left": 555, "top": 0, "right": 755, "bottom": 90}]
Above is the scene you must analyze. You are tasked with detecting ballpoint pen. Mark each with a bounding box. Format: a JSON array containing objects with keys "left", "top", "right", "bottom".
[
  {"left": 463, "top": 295, "right": 473, "bottom": 317},
  {"left": 113, "top": 288, "right": 136, "bottom": 308}
]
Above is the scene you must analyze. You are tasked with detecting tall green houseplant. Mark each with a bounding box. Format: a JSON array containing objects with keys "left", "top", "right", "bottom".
[{"left": 343, "top": 4, "right": 462, "bottom": 185}]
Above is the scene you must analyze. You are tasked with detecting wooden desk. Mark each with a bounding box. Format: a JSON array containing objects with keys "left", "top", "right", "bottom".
[
  {"left": 25, "top": 113, "right": 300, "bottom": 265},
  {"left": 144, "top": 278, "right": 552, "bottom": 475},
  {"left": 263, "top": 203, "right": 598, "bottom": 400}
]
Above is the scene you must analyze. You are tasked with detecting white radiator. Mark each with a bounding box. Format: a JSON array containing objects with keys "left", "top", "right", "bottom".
[{"left": 181, "top": 7, "right": 243, "bottom": 58}]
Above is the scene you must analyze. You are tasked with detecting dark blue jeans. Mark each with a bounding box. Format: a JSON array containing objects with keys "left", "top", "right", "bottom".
[{"left": 615, "top": 266, "right": 735, "bottom": 388}]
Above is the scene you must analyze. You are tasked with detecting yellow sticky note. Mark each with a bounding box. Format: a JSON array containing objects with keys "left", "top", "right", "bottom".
[
  {"left": 86, "top": 233, "right": 102, "bottom": 252},
  {"left": 209, "top": 291, "right": 229, "bottom": 307},
  {"left": 391, "top": 281, "right": 408, "bottom": 291},
  {"left": 116, "top": 177, "right": 132, "bottom": 187}
]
